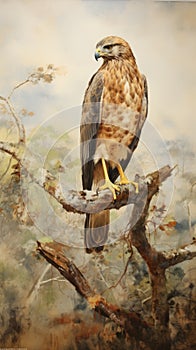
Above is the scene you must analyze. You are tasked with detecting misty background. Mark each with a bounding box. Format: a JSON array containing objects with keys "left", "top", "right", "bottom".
[
  {"left": 0, "top": 1, "right": 196, "bottom": 349},
  {"left": 0, "top": 0, "right": 195, "bottom": 145}
]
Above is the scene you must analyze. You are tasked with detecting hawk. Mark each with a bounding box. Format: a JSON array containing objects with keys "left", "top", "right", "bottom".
[{"left": 80, "top": 36, "right": 148, "bottom": 253}]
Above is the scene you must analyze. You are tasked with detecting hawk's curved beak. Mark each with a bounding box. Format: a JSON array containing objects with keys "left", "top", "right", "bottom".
[{"left": 95, "top": 48, "right": 101, "bottom": 61}]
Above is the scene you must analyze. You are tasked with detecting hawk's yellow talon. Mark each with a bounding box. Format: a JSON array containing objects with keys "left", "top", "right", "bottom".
[
  {"left": 99, "top": 180, "right": 120, "bottom": 200},
  {"left": 115, "top": 164, "right": 139, "bottom": 194},
  {"left": 99, "top": 158, "right": 120, "bottom": 200}
]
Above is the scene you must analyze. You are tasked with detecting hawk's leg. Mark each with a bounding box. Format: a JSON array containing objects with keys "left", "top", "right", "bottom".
[
  {"left": 116, "top": 163, "right": 139, "bottom": 194},
  {"left": 99, "top": 158, "right": 120, "bottom": 200}
]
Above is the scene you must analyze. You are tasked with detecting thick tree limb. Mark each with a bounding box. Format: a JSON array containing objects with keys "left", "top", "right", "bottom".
[
  {"left": 129, "top": 166, "right": 174, "bottom": 348},
  {"left": 127, "top": 165, "right": 195, "bottom": 349},
  {"left": 130, "top": 165, "right": 173, "bottom": 272},
  {"left": 0, "top": 140, "right": 174, "bottom": 218},
  {"left": 53, "top": 166, "right": 161, "bottom": 215},
  {"left": 36, "top": 240, "right": 158, "bottom": 347},
  {"left": 43, "top": 173, "right": 148, "bottom": 215},
  {"left": 0, "top": 140, "right": 147, "bottom": 213}
]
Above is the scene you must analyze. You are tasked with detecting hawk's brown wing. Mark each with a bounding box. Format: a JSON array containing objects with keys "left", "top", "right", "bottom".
[
  {"left": 80, "top": 70, "right": 109, "bottom": 253},
  {"left": 80, "top": 70, "right": 104, "bottom": 190}
]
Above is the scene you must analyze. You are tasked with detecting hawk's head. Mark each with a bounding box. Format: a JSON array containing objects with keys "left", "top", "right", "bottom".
[{"left": 95, "top": 36, "right": 135, "bottom": 61}]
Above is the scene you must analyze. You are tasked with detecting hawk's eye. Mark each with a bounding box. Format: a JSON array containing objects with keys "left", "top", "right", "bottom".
[{"left": 103, "top": 44, "right": 113, "bottom": 50}]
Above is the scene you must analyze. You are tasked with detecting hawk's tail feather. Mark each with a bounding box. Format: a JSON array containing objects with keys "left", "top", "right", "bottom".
[{"left": 84, "top": 210, "right": 109, "bottom": 253}]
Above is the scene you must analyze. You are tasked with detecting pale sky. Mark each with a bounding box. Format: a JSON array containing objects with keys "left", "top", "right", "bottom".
[{"left": 0, "top": 0, "right": 196, "bottom": 150}]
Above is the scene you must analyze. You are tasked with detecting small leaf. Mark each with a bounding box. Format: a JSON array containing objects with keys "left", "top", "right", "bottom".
[
  {"left": 37, "top": 66, "right": 44, "bottom": 72},
  {"left": 43, "top": 74, "right": 53, "bottom": 83},
  {"left": 166, "top": 220, "right": 177, "bottom": 228},
  {"left": 39, "top": 236, "right": 53, "bottom": 243},
  {"left": 150, "top": 205, "right": 157, "bottom": 212},
  {"left": 47, "top": 64, "right": 54, "bottom": 70},
  {"left": 21, "top": 108, "right": 27, "bottom": 116},
  {"left": 0, "top": 103, "right": 8, "bottom": 114},
  {"left": 28, "top": 111, "right": 34, "bottom": 117}
]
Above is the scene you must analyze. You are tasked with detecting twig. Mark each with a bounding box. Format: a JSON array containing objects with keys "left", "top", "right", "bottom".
[
  {"left": 0, "top": 95, "right": 25, "bottom": 143},
  {"left": 26, "top": 264, "right": 51, "bottom": 306},
  {"left": 105, "top": 248, "right": 133, "bottom": 291},
  {"left": 40, "top": 277, "right": 66, "bottom": 285},
  {"left": 0, "top": 141, "right": 20, "bottom": 161},
  {"left": 8, "top": 78, "right": 30, "bottom": 99}
]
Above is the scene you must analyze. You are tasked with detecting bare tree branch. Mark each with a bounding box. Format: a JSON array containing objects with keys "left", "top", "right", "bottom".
[
  {"left": 161, "top": 241, "right": 196, "bottom": 268},
  {"left": 0, "top": 141, "right": 20, "bottom": 160},
  {"left": 106, "top": 247, "right": 133, "bottom": 291},
  {"left": 0, "top": 96, "right": 25, "bottom": 143},
  {"left": 26, "top": 265, "right": 51, "bottom": 307},
  {"left": 42, "top": 173, "right": 148, "bottom": 215},
  {"left": 130, "top": 165, "right": 173, "bottom": 271},
  {"left": 128, "top": 166, "right": 174, "bottom": 346},
  {"left": 36, "top": 240, "right": 159, "bottom": 348},
  {"left": 8, "top": 78, "right": 30, "bottom": 99},
  {"left": 0, "top": 65, "right": 61, "bottom": 145},
  {"left": 0, "top": 140, "right": 152, "bottom": 214}
]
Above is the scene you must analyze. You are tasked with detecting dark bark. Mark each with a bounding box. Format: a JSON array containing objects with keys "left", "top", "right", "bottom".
[
  {"left": 128, "top": 167, "right": 173, "bottom": 349},
  {"left": 37, "top": 240, "right": 158, "bottom": 348}
]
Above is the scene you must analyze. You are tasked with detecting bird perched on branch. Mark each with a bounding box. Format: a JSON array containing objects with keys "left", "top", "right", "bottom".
[{"left": 80, "top": 36, "right": 148, "bottom": 253}]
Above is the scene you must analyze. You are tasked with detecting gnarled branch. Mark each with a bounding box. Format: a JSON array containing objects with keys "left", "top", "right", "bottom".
[
  {"left": 0, "top": 139, "right": 161, "bottom": 214},
  {"left": 36, "top": 240, "right": 157, "bottom": 347}
]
